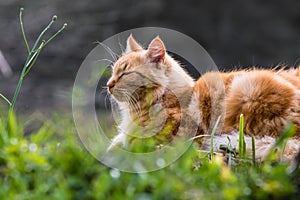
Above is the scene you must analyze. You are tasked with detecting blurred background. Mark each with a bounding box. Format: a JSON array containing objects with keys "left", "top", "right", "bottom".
[{"left": 0, "top": 0, "right": 299, "bottom": 116}]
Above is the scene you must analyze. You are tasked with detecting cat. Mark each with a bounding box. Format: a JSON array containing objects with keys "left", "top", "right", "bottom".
[{"left": 106, "top": 34, "right": 300, "bottom": 161}]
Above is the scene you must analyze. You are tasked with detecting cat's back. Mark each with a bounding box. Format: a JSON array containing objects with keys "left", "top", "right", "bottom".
[
  {"left": 226, "top": 69, "right": 300, "bottom": 136},
  {"left": 193, "top": 67, "right": 300, "bottom": 137},
  {"left": 277, "top": 67, "right": 300, "bottom": 90}
]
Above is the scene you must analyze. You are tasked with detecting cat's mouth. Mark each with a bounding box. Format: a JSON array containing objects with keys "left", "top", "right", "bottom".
[
  {"left": 110, "top": 85, "right": 162, "bottom": 105},
  {"left": 110, "top": 89, "right": 129, "bottom": 102},
  {"left": 109, "top": 86, "right": 140, "bottom": 103}
]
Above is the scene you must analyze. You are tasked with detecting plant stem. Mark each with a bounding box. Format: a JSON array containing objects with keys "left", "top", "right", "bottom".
[
  {"left": 44, "top": 23, "right": 67, "bottom": 47},
  {"left": 10, "top": 67, "right": 25, "bottom": 111},
  {"left": 24, "top": 42, "right": 44, "bottom": 76},
  {"left": 9, "top": 8, "right": 66, "bottom": 111},
  {"left": 31, "top": 15, "right": 57, "bottom": 51},
  {"left": 0, "top": 93, "right": 12, "bottom": 106},
  {"left": 19, "top": 8, "right": 30, "bottom": 54}
]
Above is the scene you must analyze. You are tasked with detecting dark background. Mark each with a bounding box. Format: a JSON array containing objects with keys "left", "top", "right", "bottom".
[{"left": 0, "top": 0, "right": 299, "bottom": 115}]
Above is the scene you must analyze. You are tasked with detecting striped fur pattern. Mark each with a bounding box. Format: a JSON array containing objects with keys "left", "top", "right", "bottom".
[{"left": 107, "top": 35, "right": 300, "bottom": 161}]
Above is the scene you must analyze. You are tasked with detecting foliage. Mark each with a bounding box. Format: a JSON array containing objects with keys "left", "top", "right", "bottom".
[
  {"left": 0, "top": 113, "right": 299, "bottom": 200},
  {"left": 0, "top": 8, "right": 66, "bottom": 110}
]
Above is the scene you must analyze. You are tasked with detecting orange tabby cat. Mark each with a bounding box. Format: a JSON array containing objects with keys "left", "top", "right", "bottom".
[{"left": 107, "top": 34, "right": 300, "bottom": 161}]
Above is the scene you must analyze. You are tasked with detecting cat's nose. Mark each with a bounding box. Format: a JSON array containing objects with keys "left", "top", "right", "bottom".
[{"left": 107, "top": 80, "right": 116, "bottom": 92}]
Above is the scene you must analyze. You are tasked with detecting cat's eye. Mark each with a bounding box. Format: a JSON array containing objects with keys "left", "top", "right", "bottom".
[
  {"left": 119, "top": 71, "right": 132, "bottom": 79},
  {"left": 123, "top": 64, "right": 128, "bottom": 70}
]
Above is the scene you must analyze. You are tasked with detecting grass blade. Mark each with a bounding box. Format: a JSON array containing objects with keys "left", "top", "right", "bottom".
[
  {"left": 238, "top": 114, "right": 246, "bottom": 159},
  {"left": 266, "top": 123, "right": 296, "bottom": 162},
  {"left": 210, "top": 115, "right": 221, "bottom": 160},
  {"left": 251, "top": 136, "right": 256, "bottom": 166}
]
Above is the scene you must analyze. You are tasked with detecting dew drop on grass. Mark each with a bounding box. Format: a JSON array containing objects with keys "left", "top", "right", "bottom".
[
  {"left": 255, "top": 178, "right": 264, "bottom": 187},
  {"left": 43, "top": 164, "right": 51, "bottom": 171},
  {"left": 134, "top": 162, "right": 146, "bottom": 172},
  {"left": 243, "top": 187, "right": 252, "bottom": 195},
  {"left": 29, "top": 143, "right": 38, "bottom": 152},
  {"left": 10, "top": 138, "right": 18, "bottom": 145},
  {"left": 8, "top": 162, "right": 15, "bottom": 169},
  {"left": 20, "top": 143, "right": 28, "bottom": 152},
  {"left": 156, "top": 158, "right": 166, "bottom": 167},
  {"left": 25, "top": 164, "right": 33, "bottom": 172},
  {"left": 110, "top": 168, "right": 120, "bottom": 179}
]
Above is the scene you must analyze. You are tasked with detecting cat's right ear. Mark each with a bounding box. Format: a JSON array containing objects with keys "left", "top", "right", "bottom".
[
  {"left": 125, "top": 34, "right": 143, "bottom": 53},
  {"left": 146, "top": 36, "right": 165, "bottom": 63}
]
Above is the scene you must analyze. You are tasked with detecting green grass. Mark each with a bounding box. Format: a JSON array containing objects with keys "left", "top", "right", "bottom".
[{"left": 0, "top": 114, "right": 299, "bottom": 200}]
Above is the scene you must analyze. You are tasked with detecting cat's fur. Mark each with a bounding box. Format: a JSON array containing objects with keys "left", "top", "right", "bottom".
[{"left": 107, "top": 34, "right": 300, "bottom": 161}]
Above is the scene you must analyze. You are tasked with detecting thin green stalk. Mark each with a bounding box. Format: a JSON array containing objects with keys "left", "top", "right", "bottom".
[
  {"left": 31, "top": 15, "right": 57, "bottom": 51},
  {"left": 251, "top": 136, "right": 256, "bottom": 166},
  {"left": 210, "top": 116, "right": 221, "bottom": 160},
  {"left": 10, "top": 48, "right": 39, "bottom": 110},
  {"left": 0, "top": 93, "right": 12, "bottom": 106},
  {"left": 9, "top": 8, "right": 66, "bottom": 111},
  {"left": 280, "top": 140, "right": 287, "bottom": 162},
  {"left": 10, "top": 66, "right": 26, "bottom": 110},
  {"left": 227, "top": 136, "right": 232, "bottom": 167},
  {"left": 44, "top": 23, "right": 67, "bottom": 47},
  {"left": 238, "top": 114, "right": 246, "bottom": 159},
  {"left": 25, "top": 51, "right": 38, "bottom": 70},
  {"left": 19, "top": 8, "right": 30, "bottom": 54}
]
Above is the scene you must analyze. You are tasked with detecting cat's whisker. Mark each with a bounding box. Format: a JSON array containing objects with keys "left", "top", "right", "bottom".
[
  {"left": 96, "top": 41, "right": 119, "bottom": 61},
  {"left": 118, "top": 36, "right": 125, "bottom": 54},
  {"left": 99, "top": 87, "right": 112, "bottom": 110},
  {"left": 126, "top": 90, "right": 142, "bottom": 110},
  {"left": 104, "top": 93, "right": 110, "bottom": 109},
  {"left": 114, "top": 88, "right": 126, "bottom": 91},
  {"left": 124, "top": 94, "right": 134, "bottom": 110},
  {"left": 101, "top": 45, "right": 117, "bottom": 61},
  {"left": 123, "top": 91, "right": 142, "bottom": 116},
  {"left": 100, "top": 88, "right": 108, "bottom": 96},
  {"left": 130, "top": 97, "right": 142, "bottom": 117},
  {"left": 124, "top": 93, "right": 138, "bottom": 112},
  {"left": 95, "top": 58, "right": 115, "bottom": 65}
]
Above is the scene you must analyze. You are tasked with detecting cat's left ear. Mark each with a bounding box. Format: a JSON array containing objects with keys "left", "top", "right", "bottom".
[
  {"left": 125, "top": 34, "right": 143, "bottom": 53},
  {"left": 147, "top": 36, "right": 166, "bottom": 63}
]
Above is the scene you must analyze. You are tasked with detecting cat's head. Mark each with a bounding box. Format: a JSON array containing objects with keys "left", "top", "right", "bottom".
[{"left": 107, "top": 35, "right": 171, "bottom": 103}]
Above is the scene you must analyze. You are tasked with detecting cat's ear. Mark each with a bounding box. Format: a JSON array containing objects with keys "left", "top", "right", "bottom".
[
  {"left": 147, "top": 36, "right": 165, "bottom": 63},
  {"left": 125, "top": 34, "right": 143, "bottom": 53}
]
